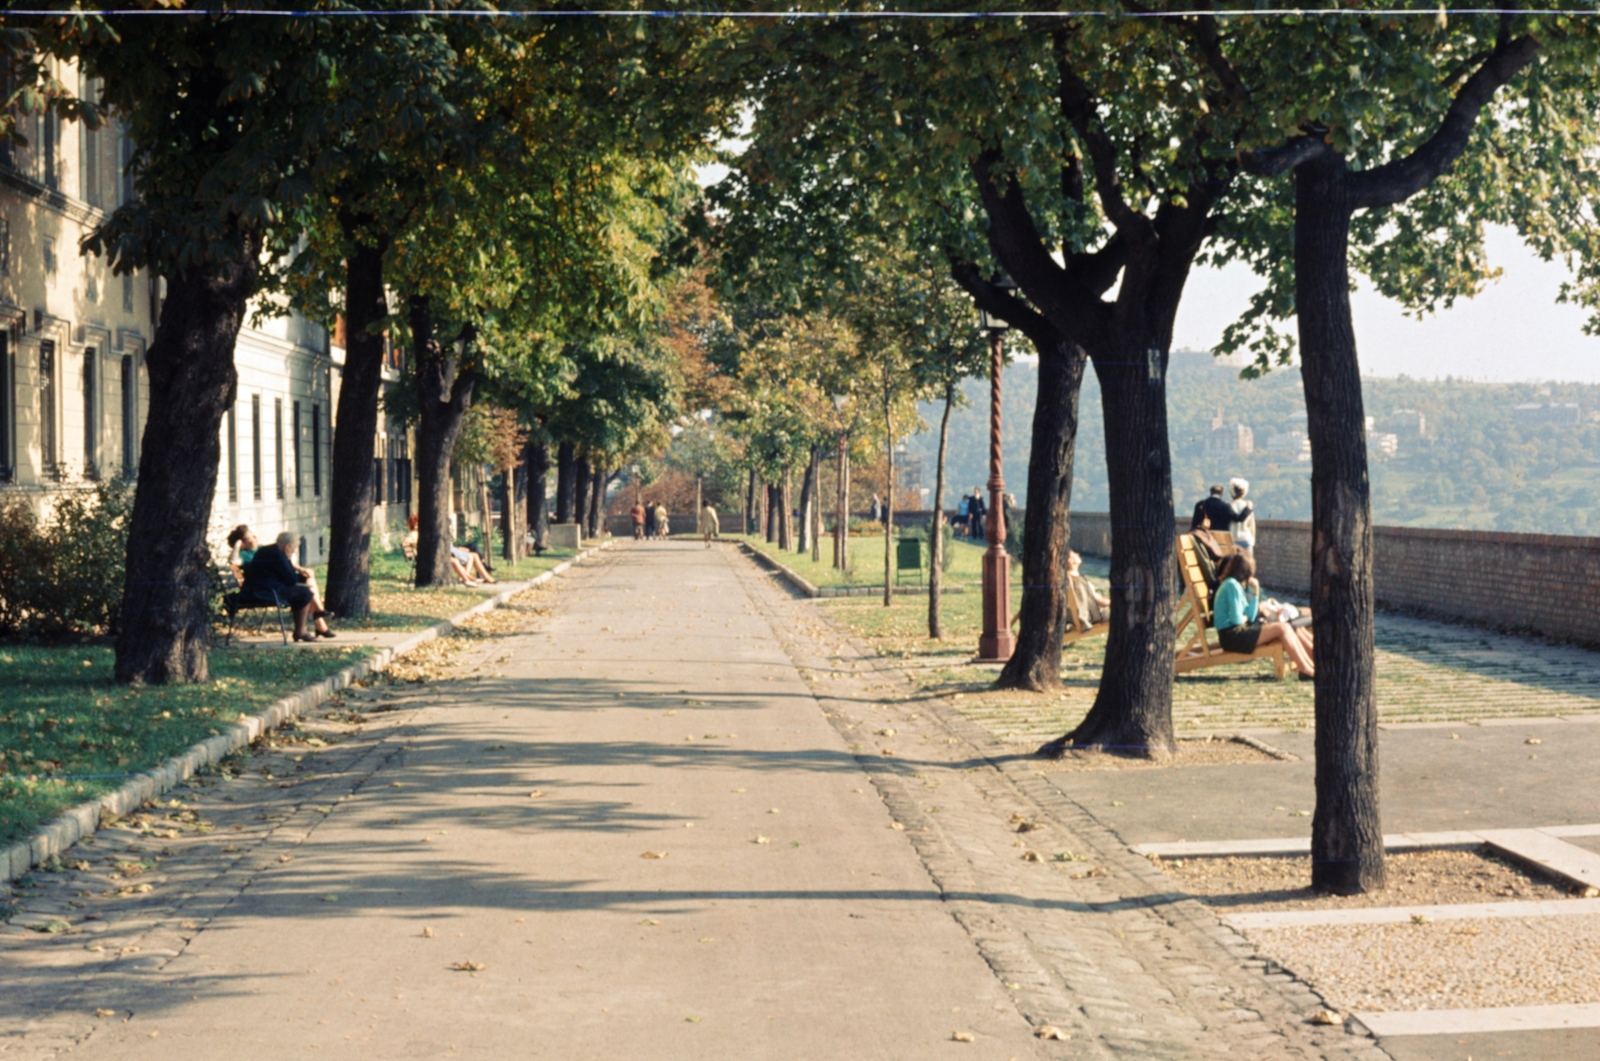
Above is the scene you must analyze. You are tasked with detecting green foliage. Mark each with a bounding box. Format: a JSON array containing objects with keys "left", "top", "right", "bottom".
[{"left": 0, "top": 480, "right": 133, "bottom": 639}]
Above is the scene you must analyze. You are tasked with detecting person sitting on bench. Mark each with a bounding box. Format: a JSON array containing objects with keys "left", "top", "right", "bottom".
[
  {"left": 1067, "top": 550, "right": 1110, "bottom": 624},
  {"left": 1211, "top": 552, "right": 1312, "bottom": 679},
  {"left": 450, "top": 544, "right": 496, "bottom": 584},
  {"left": 226, "top": 525, "right": 257, "bottom": 583},
  {"left": 243, "top": 531, "right": 334, "bottom": 642}
]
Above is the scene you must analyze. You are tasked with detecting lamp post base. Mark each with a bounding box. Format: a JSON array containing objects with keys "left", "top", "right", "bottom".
[{"left": 977, "top": 546, "right": 1014, "bottom": 661}]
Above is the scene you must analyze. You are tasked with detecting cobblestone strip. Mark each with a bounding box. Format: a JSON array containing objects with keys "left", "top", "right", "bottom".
[{"left": 732, "top": 555, "right": 1394, "bottom": 1061}]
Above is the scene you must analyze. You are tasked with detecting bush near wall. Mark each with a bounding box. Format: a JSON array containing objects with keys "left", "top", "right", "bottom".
[{"left": 0, "top": 481, "right": 133, "bottom": 638}]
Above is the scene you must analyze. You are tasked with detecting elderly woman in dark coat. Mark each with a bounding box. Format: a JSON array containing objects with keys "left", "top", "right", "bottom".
[{"left": 242, "top": 531, "right": 334, "bottom": 642}]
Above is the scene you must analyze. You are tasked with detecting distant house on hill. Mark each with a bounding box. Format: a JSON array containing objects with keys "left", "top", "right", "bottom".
[
  {"left": 1387, "top": 409, "right": 1427, "bottom": 437},
  {"left": 1203, "top": 408, "right": 1254, "bottom": 457},
  {"left": 1513, "top": 402, "right": 1581, "bottom": 428}
]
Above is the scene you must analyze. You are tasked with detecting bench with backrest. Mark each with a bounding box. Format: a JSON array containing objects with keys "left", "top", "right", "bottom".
[
  {"left": 1172, "top": 532, "right": 1287, "bottom": 679},
  {"left": 216, "top": 565, "right": 289, "bottom": 645}
]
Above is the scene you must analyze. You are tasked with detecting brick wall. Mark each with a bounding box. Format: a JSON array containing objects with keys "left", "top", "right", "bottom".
[{"left": 1067, "top": 511, "right": 1600, "bottom": 647}]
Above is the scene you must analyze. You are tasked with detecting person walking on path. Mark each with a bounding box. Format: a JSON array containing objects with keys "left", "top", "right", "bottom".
[
  {"left": 630, "top": 500, "right": 647, "bottom": 540},
  {"left": 654, "top": 502, "right": 670, "bottom": 539},
  {"left": 1229, "top": 478, "right": 1256, "bottom": 555},
  {"left": 1195, "top": 484, "right": 1236, "bottom": 535},
  {"left": 967, "top": 489, "right": 987, "bottom": 542},
  {"left": 699, "top": 501, "right": 720, "bottom": 547}
]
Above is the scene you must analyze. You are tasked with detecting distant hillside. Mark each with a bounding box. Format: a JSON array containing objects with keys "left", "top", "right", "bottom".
[{"left": 904, "top": 350, "right": 1600, "bottom": 535}]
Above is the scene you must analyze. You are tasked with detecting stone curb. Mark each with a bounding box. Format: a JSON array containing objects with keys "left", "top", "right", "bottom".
[
  {"left": 735, "top": 540, "right": 965, "bottom": 598},
  {"left": 0, "top": 538, "right": 614, "bottom": 883}
]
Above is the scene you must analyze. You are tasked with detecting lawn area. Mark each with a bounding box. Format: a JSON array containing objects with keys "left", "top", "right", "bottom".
[
  {"left": 0, "top": 643, "right": 373, "bottom": 846},
  {"left": 737, "top": 533, "right": 997, "bottom": 590},
  {"left": 315, "top": 543, "right": 583, "bottom": 632}
]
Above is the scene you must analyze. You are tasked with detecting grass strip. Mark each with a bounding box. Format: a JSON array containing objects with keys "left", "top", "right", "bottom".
[{"left": 0, "top": 643, "right": 374, "bottom": 845}]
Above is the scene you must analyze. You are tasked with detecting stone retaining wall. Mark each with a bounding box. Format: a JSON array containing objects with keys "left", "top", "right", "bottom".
[{"left": 1067, "top": 511, "right": 1600, "bottom": 647}]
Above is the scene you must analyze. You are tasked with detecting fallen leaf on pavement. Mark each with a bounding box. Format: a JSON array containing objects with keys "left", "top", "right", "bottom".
[
  {"left": 755, "top": 836, "right": 770, "bottom": 844},
  {"left": 1069, "top": 867, "right": 1106, "bottom": 879},
  {"left": 1308, "top": 1009, "right": 1342, "bottom": 1025},
  {"left": 278, "top": 855, "right": 293, "bottom": 863},
  {"left": 528, "top": 790, "right": 544, "bottom": 798},
  {"left": 640, "top": 851, "right": 668, "bottom": 859},
  {"left": 448, "top": 961, "right": 485, "bottom": 972},
  {"left": 1021, "top": 851, "right": 1043, "bottom": 862},
  {"left": 639, "top": 918, "right": 660, "bottom": 926},
  {"left": 890, "top": 822, "right": 905, "bottom": 831},
  {"left": 421, "top": 927, "right": 435, "bottom": 938},
  {"left": 319, "top": 894, "right": 339, "bottom": 902},
  {"left": 94, "top": 1009, "right": 117, "bottom": 1018},
  {"left": 951, "top": 1031, "right": 975, "bottom": 1042},
  {"left": 1035, "top": 1025, "right": 1070, "bottom": 1040},
  {"left": 1526, "top": 737, "right": 1542, "bottom": 745},
  {"left": 876, "top": 728, "right": 896, "bottom": 737}
]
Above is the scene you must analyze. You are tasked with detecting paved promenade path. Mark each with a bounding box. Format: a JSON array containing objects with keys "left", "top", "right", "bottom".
[{"left": 3, "top": 543, "right": 1391, "bottom": 1060}]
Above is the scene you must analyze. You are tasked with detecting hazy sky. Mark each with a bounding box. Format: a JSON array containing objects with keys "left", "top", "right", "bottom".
[{"left": 1173, "top": 226, "right": 1600, "bottom": 384}]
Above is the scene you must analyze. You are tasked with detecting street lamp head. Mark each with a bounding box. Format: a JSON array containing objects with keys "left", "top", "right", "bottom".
[{"left": 978, "top": 273, "right": 1019, "bottom": 333}]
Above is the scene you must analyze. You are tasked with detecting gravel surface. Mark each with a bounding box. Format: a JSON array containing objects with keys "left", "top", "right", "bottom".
[
  {"left": 1249, "top": 915, "right": 1600, "bottom": 1012},
  {"left": 1160, "top": 848, "right": 1571, "bottom": 911}
]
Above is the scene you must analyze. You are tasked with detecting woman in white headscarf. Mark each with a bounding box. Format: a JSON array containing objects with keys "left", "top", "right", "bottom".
[{"left": 1229, "top": 478, "right": 1256, "bottom": 555}]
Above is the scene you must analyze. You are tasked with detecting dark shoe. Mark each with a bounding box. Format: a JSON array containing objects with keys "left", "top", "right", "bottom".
[
  {"left": 1298, "top": 670, "right": 1315, "bottom": 682},
  {"left": 318, "top": 629, "right": 337, "bottom": 639},
  {"left": 294, "top": 633, "right": 318, "bottom": 643}
]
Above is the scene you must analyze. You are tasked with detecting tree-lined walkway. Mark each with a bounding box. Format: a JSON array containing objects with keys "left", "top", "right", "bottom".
[{"left": 2, "top": 543, "right": 1391, "bottom": 1059}]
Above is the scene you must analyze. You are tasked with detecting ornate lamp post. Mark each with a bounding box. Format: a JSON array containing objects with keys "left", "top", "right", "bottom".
[{"left": 977, "top": 278, "right": 1016, "bottom": 661}]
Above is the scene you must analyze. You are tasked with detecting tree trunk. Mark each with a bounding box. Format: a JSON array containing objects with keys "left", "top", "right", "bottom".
[
  {"left": 502, "top": 461, "right": 524, "bottom": 564},
  {"left": 555, "top": 442, "right": 575, "bottom": 525},
  {"left": 1297, "top": 155, "right": 1384, "bottom": 894},
  {"left": 588, "top": 466, "right": 605, "bottom": 537},
  {"left": 999, "top": 344, "right": 1087, "bottom": 690},
  {"left": 324, "top": 235, "right": 390, "bottom": 619},
  {"left": 745, "top": 466, "right": 758, "bottom": 534},
  {"left": 527, "top": 437, "right": 550, "bottom": 550},
  {"left": 766, "top": 483, "right": 779, "bottom": 543},
  {"left": 114, "top": 240, "right": 258, "bottom": 684},
  {"left": 1042, "top": 342, "right": 1177, "bottom": 758},
  {"left": 883, "top": 381, "right": 894, "bottom": 609},
  {"left": 797, "top": 449, "right": 817, "bottom": 555},
  {"left": 411, "top": 297, "right": 475, "bottom": 588},
  {"left": 838, "top": 444, "right": 850, "bottom": 571},
  {"left": 777, "top": 470, "right": 792, "bottom": 550},
  {"left": 927, "top": 383, "right": 955, "bottom": 639},
  {"left": 573, "top": 455, "right": 590, "bottom": 533}
]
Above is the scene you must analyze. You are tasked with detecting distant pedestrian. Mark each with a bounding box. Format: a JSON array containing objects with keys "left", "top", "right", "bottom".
[
  {"left": 955, "top": 494, "right": 970, "bottom": 538},
  {"left": 869, "top": 493, "right": 883, "bottom": 524},
  {"left": 1194, "top": 484, "right": 1235, "bottom": 534},
  {"left": 630, "top": 500, "right": 647, "bottom": 540},
  {"left": 644, "top": 501, "right": 658, "bottom": 538},
  {"left": 699, "top": 502, "right": 720, "bottom": 548},
  {"left": 968, "top": 489, "right": 987, "bottom": 541},
  {"left": 654, "top": 503, "right": 670, "bottom": 539},
  {"left": 1229, "top": 478, "right": 1256, "bottom": 554},
  {"left": 1002, "top": 492, "right": 1016, "bottom": 535}
]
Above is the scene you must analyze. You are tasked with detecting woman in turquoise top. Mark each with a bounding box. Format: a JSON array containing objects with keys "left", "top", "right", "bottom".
[{"left": 1213, "top": 553, "right": 1315, "bottom": 679}]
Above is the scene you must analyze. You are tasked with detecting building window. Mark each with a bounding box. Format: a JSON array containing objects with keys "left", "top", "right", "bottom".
[
  {"left": 274, "top": 396, "right": 284, "bottom": 500},
  {"left": 372, "top": 454, "right": 384, "bottom": 507},
  {"left": 118, "top": 123, "right": 135, "bottom": 206},
  {"left": 122, "top": 273, "right": 134, "bottom": 314},
  {"left": 82, "top": 347, "right": 97, "bottom": 479},
  {"left": 42, "top": 237, "right": 56, "bottom": 275},
  {"left": 39, "top": 340, "right": 56, "bottom": 477},
  {"left": 311, "top": 403, "right": 322, "bottom": 497},
  {"left": 226, "top": 402, "right": 237, "bottom": 502},
  {"left": 0, "top": 216, "right": 10, "bottom": 278},
  {"left": 250, "top": 393, "right": 261, "bottom": 502},
  {"left": 291, "top": 400, "right": 302, "bottom": 498},
  {"left": 120, "top": 353, "right": 136, "bottom": 479},
  {"left": 0, "top": 332, "right": 12, "bottom": 482}
]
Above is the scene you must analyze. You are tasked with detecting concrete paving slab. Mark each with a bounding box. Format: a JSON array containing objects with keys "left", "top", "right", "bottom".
[
  {"left": 1354, "top": 1001, "right": 1600, "bottom": 1036},
  {"left": 1049, "top": 722, "right": 1600, "bottom": 848},
  {"left": 1223, "top": 897, "right": 1600, "bottom": 930},
  {"left": 1475, "top": 829, "right": 1600, "bottom": 889},
  {"left": 1377, "top": 1027, "right": 1600, "bottom": 1061}
]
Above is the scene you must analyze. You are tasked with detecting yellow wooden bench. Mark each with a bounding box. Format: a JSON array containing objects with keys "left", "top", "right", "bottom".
[{"left": 1173, "top": 532, "right": 1287, "bottom": 679}]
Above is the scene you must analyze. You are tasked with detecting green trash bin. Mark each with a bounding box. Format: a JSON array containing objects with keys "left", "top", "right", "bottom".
[{"left": 896, "top": 535, "right": 923, "bottom": 586}]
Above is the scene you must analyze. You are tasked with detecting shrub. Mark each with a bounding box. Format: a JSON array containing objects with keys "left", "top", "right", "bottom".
[{"left": 0, "top": 480, "right": 134, "bottom": 638}]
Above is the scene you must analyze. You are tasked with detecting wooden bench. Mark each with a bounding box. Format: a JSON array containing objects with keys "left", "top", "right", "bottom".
[{"left": 1173, "top": 533, "right": 1287, "bottom": 679}]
